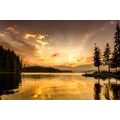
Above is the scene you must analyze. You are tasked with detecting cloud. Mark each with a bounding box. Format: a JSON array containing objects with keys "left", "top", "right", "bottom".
[
  {"left": 24, "top": 33, "right": 46, "bottom": 40},
  {"left": 109, "top": 21, "right": 115, "bottom": 25},
  {"left": 52, "top": 53, "right": 59, "bottom": 57},
  {"left": 0, "top": 27, "right": 51, "bottom": 65},
  {"left": 24, "top": 33, "right": 49, "bottom": 46},
  {"left": 0, "top": 31, "right": 22, "bottom": 48},
  {"left": 24, "top": 33, "right": 36, "bottom": 39},
  {"left": 0, "top": 33, "right": 6, "bottom": 37},
  {"left": 0, "top": 21, "right": 110, "bottom": 67},
  {"left": 37, "top": 40, "right": 49, "bottom": 46},
  {"left": 40, "top": 59, "right": 44, "bottom": 61},
  {"left": 5, "top": 27, "right": 19, "bottom": 34},
  {"left": 100, "top": 27, "right": 105, "bottom": 31},
  {"left": 77, "top": 57, "right": 84, "bottom": 62},
  {"left": 85, "top": 56, "right": 93, "bottom": 63}
]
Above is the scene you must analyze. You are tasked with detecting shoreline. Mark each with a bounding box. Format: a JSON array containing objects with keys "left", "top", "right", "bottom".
[
  {"left": 83, "top": 71, "right": 120, "bottom": 79},
  {"left": 0, "top": 72, "right": 21, "bottom": 74}
]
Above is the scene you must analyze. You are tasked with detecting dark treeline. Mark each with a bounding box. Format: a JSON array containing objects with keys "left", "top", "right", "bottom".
[
  {"left": 0, "top": 45, "right": 22, "bottom": 72},
  {"left": 94, "top": 21, "right": 120, "bottom": 72}
]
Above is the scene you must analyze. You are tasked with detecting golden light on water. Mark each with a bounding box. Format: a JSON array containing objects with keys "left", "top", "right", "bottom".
[
  {"left": 2, "top": 74, "right": 95, "bottom": 100},
  {"left": 0, "top": 73, "right": 119, "bottom": 100}
]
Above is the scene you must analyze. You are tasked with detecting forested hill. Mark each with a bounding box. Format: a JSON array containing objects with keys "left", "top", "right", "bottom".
[
  {"left": 0, "top": 45, "right": 22, "bottom": 72},
  {"left": 22, "top": 66, "right": 72, "bottom": 73}
]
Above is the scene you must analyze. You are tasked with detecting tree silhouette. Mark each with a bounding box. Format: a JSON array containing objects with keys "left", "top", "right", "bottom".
[
  {"left": 103, "top": 42, "right": 111, "bottom": 72},
  {"left": 114, "top": 21, "right": 120, "bottom": 68},
  {"left": 0, "top": 45, "right": 22, "bottom": 72},
  {"left": 111, "top": 47, "right": 118, "bottom": 71},
  {"left": 93, "top": 44, "right": 102, "bottom": 72},
  {"left": 94, "top": 79, "right": 101, "bottom": 100}
]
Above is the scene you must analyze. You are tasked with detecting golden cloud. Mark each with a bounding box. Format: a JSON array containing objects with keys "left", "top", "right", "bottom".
[
  {"left": 24, "top": 33, "right": 46, "bottom": 40},
  {"left": 37, "top": 40, "right": 49, "bottom": 46},
  {"left": 24, "top": 33, "right": 49, "bottom": 46},
  {"left": 52, "top": 53, "right": 59, "bottom": 57}
]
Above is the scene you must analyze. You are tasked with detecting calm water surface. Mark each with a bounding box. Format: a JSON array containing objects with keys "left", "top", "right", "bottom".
[{"left": 0, "top": 73, "right": 120, "bottom": 100}]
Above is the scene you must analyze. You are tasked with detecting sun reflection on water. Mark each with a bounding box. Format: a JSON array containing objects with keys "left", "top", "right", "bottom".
[{"left": 1, "top": 73, "right": 120, "bottom": 100}]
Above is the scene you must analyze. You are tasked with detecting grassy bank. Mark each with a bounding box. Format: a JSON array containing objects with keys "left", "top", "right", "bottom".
[{"left": 83, "top": 71, "right": 120, "bottom": 79}]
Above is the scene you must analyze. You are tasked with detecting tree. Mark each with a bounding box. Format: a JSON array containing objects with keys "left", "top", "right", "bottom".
[
  {"left": 93, "top": 44, "right": 102, "bottom": 72},
  {"left": 114, "top": 21, "right": 120, "bottom": 67},
  {"left": 111, "top": 47, "right": 118, "bottom": 72},
  {"left": 0, "top": 45, "right": 22, "bottom": 73},
  {"left": 103, "top": 42, "right": 111, "bottom": 72}
]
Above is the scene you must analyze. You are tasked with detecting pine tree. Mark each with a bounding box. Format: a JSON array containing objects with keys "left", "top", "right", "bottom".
[
  {"left": 111, "top": 47, "right": 118, "bottom": 72},
  {"left": 93, "top": 44, "right": 102, "bottom": 72},
  {"left": 0, "top": 45, "right": 22, "bottom": 73},
  {"left": 114, "top": 21, "right": 120, "bottom": 67},
  {"left": 103, "top": 42, "right": 111, "bottom": 72}
]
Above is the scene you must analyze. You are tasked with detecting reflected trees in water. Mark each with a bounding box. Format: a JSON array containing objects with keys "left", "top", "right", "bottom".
[
  {"left": 94, "top": 77, "right": 120, "bottom": 100},
  {"left": 0, "top": 74, "right": 21, "bottom": 99},
  {"left": 94, "top": 79, "right": 101, "bottom": 100}
]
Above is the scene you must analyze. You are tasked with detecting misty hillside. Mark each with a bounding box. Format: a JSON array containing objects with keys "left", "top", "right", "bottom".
[
  {"left": 55, "top": 64, "right": 105, "bottom": 72},
  {"left": 22, "top": 66, "right": 72, "bottom": 73}
]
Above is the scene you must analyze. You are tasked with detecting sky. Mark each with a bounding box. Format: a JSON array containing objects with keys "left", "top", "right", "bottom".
[{"left": 0, "top": 20, "right": 117, "bottom": 67}]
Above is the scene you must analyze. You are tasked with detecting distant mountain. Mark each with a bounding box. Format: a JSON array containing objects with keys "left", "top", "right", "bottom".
[
  {"left": 54, "top": 64, "right": 97, "bottom": 72},
  {"left": 22, "top": 66, "right": 72, "bottom": 73},
  {"left": 55, "top": 64, "right": 113, "bottom": 72},
  {"left": 22, "top": 64, "right": 110, "bottom": 73}
]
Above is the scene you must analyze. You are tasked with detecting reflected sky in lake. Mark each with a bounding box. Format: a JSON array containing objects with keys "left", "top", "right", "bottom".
[{"left": 0, "top": 73, "right": 120, "bottom": 100}]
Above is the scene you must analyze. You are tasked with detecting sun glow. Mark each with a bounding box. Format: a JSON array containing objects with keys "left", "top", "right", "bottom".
[
  {"left": 3, "top": 28, "right": 92, "bottom": 67},
  {"left": 33, "top": 43, "right": 92, "bottom": 67},
  {"left": 68, "top": 56, "right": 77, "bottom": 63}
]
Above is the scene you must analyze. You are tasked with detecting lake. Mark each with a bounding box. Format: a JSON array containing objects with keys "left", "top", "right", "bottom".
[{"left": 0, "top": 73, "right": 120, "bottom": 100}]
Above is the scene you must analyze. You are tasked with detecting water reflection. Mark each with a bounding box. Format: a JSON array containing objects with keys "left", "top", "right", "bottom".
[
  {"left": 94, "top": 77, "right": 120, "bottom": 100},
  {"left": 1, "top": 73, "right": 120, "bottom": 100},
  {"left": 1, "top": 73, "right": 95, "bottom": 100},
  {"left": 21, "top": 73, "right": 95, "bottom": 100},
  {"left": 94, "top": 79, "right": 101, "bottom": 100},
  {"left": 0, "top": 74, "right": 21, "bottom": 100},
  {"left": 110, "top": 80, "right": 120, "bottom": 100}
]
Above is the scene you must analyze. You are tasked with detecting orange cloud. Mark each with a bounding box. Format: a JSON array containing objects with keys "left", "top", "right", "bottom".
[
  {"left": 24, "top": 33, "right": 49, "bottom": 46},
  {"left": 52, "top": 53, "right": 59, "bottom": 57},
  {"left": 85, "top": 56, "right": 93, "bottom": 63},
  {"left": 40, "top": 59, "right": 45, "bottom": 61},
  {"left": 37, "top": 40, "right": 49, "bottom": 46},
  {"left": 77, "top": 57, "right": 84, "bottom": 62}
]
